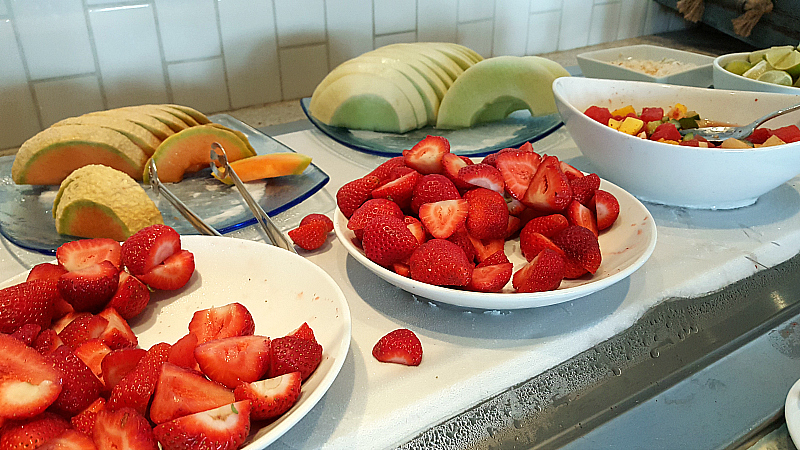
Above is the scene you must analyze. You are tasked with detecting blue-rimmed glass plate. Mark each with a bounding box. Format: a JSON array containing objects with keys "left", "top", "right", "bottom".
[
  {"left": 0, "top": 114, "right": 329, "bottom": 255},
  {"left": 300, "top": 97, "right": 563, "bottom": 157}
]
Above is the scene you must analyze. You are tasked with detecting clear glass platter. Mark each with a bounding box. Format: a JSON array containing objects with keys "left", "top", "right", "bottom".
[
  {"left": 0, "top": 114, "right": 329, "bottom": 255},
  {"left": 300, "top": 97, "right": 563, "bottom": 157}
]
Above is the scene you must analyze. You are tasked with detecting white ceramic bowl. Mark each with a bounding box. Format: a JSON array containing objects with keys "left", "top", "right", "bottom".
[
  {"left": 577, "top": 44, "right": 714, "bottom": 87},
  {"left": 552, "top": 76, "right": 800, "bottom": 209},
  {"left": 714, "top": 52, "right": 800, "bottom": 94}
]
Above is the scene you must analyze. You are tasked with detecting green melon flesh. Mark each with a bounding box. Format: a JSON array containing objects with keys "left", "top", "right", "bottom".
[
  {"left": 144, "top": 124, "right": 256, "bottom": 183},
  {"left": 436, "top": 56, "right": 559, "bottom": 130},
  {"left": 523, "top": 56, "right": 571, "bottom": 79},
  {"left": 367, "top": 48, "right": 454, "bottom": 89},
  {"left": 12, "top": 125, "right": 149, "bottom": 185},
  {"left": 53, "top": 114, "right": 161, "bottom": 156},
  {"left": 418, "top": 42, "right": 476, "bottom": 70},
  {"left": 353, "top": 54, "right": 448, "bottom": 102},
  {"left": 383, "top": 43, "right": 464, "bottom": 80}
]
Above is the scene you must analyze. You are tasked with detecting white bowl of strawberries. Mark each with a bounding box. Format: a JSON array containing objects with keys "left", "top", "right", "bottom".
[{"left": 333, "top": 135, "right": 657, "bottom": 309}]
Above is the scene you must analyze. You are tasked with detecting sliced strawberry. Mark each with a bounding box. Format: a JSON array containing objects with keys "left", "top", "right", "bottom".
[
  {"left": 512, "top": 248, "right": 566, "bottom": 293},
  {"left": 591, "top": 189, "right": 620, "bottom": 231},
  {"left": 38, "top": 428, "right": 97, "bottom": 450},
  {"left": 120, "top": 224, "right": 180, "bottom": 276},
  {"left": 58, "top": 313, "right": 109, "bottom": 349},
  {"left": 392, "top": 262, "right": 411, "bottom": 277},
  {"left": 404, "top": 216, "right": 427, "bottom": 244},
  {"left": 418, "top": 198, "right": 469, "bottom": 239},
  {"left": 287, "top": 322, "right": 317, "bottom": 344},
  {"left": 447, "top": 227, "right": 477, "bottom": 263},
  {"left": 74, "top": 339, "right": 112, "bottom": 381},
  {"left": 10, "top": 323, "right": 40, "bottom": 347},
  {"left": 34, "top": 329, "right": 65, "bottom": 356},
  {"left": 559, "top": 160, "right": 584, "bottom": 180},
  {"left": 149, "top": 362, "right": 235, "bottom": 425},
  {"left": 522, "top": 155, "right": 573, "bottom": 212},
  {"left": 477, "top": 250, "right": 510, "bottom": 266},
  {"left": 97, "top": 307, "right": 138, "bottom": 350},
  {"left": 45, "top": 345, "right": 103, "bottom": 416},
  {"left": 552, "top": 225, "right": 602, "bottom": 274},
  {"left": 336, "top": 175, "right": 381, "bottom": 218},
  {"left": 101, "top": 347, "right": 147, "bottom": 392},
  {"left": 467, "top": 235, "right": 505, "bottom": 263},
  {"left": 441, "top": 152, "right": 473, "bottom": 189},
  {"left": 70, "top": 397, "right": 106, "bottom": 436},
  {"left": 370, "top": 169, "right": 421, "bottom": 211},
  {"left": 0, "top": 413, "right": 70, "bottom": 450},
  {"left": 458, "top": 163, "right": 505, "bottom": 194},
  {"left": 106, "top": 272, "right": 150, "bottom": 321},
  {"left": 107, "top": 342, "right": 171, "bottom": 415},
  {"left": 402, "top": 135, "right": 450, "bottom": 174},
  {"left": 566, "top": 200, "right": 599, "bottom": 237},
  {"left": 464, "top": 188, "right": 508, "bottom": 240},
  {"left": 519, "top": 231, "right": 566, "bottom": 262},
  {"left": 299, "top": 213, "right": 334, "bottom": 232},
  {"left": 372, "top": 328, "right": 423, "bottom": 366},
  {"left": 361, "top": 214, "right": 420, "bottom": 267},
  {"left": 51, "top": 312, "right": 80, "bottom": 335},
  {"left": 288, "top": 221, "right": 330, "bottom": 251},
  {"left": 0, "top": 279, "right": 58, "bottom": 334},
  {"left": 495, "top": 150, "right": 542, "bottom": 200},
  {"left": 167, "top": 333, "right": 199, "bottom": 370},
  {"left": 570, "top": 172, "right": 601, "bottom": 205},
  {"left": 93, "top": 407, "right": 158, "bottom": 450},
  {"left": 408, "top": 239, "right": 473, "bottom": 287},
  {"left": 195, "top": 335, "right": 271, "bottom": 389},
  {"left": 269, "top": 335, "right": 323, "bottom": 380},
  {"left": 466, "top": 263, "right": 513, "bottom": 293},
  {"left": 347, "top": 198, "right": 405, "bottom": 233},
  {"left": 57, "top": 261, "right": 120, "bottom": 313},
  {"left": 56, "top": 238, "right": 121, "bottom": 272},
  {"left": 154, "top": 401, "right": 250, "bottom": 450},
  {"left": 233, "top": 372, "right": 302, "bottom": 421},
  {"left": 410, "top": 174, "right": 461, "bottom": 214},
  {"left": 505, "top": 214, "right": 523, "bottom": 239},
  {"left": 137, "top": 249, "right": 195, "bottom": 291},
  {"left": 27, "top": 263, "right": 68, "bottom": 282},
  {"left": 188, "top": 303, "right": 255, "bottom": 345}
]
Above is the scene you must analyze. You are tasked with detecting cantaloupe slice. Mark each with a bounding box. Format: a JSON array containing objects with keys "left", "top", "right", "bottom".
[
  {"left": 383, "top": 43, "right": 464, "bottom": 80},
  {"left": 143, "top": 124, "right": 256, "bottom": 183},
  {"left": 155, "top": 105, "right": 200, "bottom": 127},
  {"left": 54, "top": 165, "right": 163, "bottom": 241},
  {"left": 435, "top": 56, "right": 560, "bottom": 130},
  {"left": 88, "top": 109, "right": 174, "bottom": 141},
  {"left": 121, "top": 105, "right": 190, "bottom": 132},
  {"left": 12, "top": 125, "right": 149, "bottom": 185},
  {"left": 53, "top": 114, "right": 161, "bottom": 156},
  {"left": 207, "top": 123, "right": 257, "bottom": 156},
  {"left": 166, "top": 104, "right": 211, "bottom": 124},
  {"left": 212, "top": 153, "right": 312, "bottom": 184}
]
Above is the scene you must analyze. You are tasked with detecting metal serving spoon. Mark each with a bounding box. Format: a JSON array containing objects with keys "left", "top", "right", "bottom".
[
  {"left": 209, "top": 143, "right": 297, "bottom": 254},
  {"left": 679, "top": 101, "right": 800, "bottom": 141},
  {"left": 147, "top": 159, "right": 222, "bottom": 236}
]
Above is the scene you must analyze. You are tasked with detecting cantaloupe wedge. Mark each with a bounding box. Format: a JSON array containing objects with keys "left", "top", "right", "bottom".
[
  {"left": 143, "top": 124, "right": 256, "bottom": 183},
  {"left": 53, "top": 114, "right": 161, "bottom": 156},
  {"left": 166, "top": 104, "right": 211, "bottom": 124},
  {"left": 12, "top": 125, "right": 149, "bottom": 185},
  {"left": 54, "top": 165, "right": 163, "bottom": 241},
  {"left": 212, "top": 153, "right": 312, "bottom": 184},
  {"left": 121, "top": 105, "right": 190, "bottom": 132},
  {"left": 88, "top": 108, "right": 175, "bottom": 140},
  {"left": 156, "top": 105, "right": 200, "bottom": 127}
]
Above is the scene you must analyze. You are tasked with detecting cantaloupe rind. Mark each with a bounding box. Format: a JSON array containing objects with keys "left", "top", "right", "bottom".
[
  {"left": 53, "top": 114, "right": 161, "bottom": 156},
  {"left": 120, "top": 105, "right": 190, "bottom": 132},
  {"left": 155, "top": 105, "right": 200, "bottom": 127},
  {"left": 88, "top": 109, "right": 174, "bottom": 141},
  {"left": 166, "top": 104, "right": 211, "bottom": 124}
]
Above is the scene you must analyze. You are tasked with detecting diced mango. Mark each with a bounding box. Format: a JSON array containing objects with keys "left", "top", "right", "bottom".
[
  {"left": 756, "top": 134, "right": 786, "bottom": 147},
  {"left": 608, "top": 118, "right": 622, "bottom": 130},
  {"left": 611, "top": 105, "right": 636, "bottom": 117},
  {"left": 618, "top": 116, "right": 644, "bottom": 135},
  {"left": 666, "top": 103, "right": 687, "bottom": 120},
  {"left": 720, "top": 138, "right": 751, "bottom": 149}
]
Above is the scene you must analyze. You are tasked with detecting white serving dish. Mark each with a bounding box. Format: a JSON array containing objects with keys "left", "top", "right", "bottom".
[
  {"left": 552, "top": 76, "right": 800, "bottom": 209},
  {"left": 714, "top": 52, "right": 800, "bottom": 95},
  {"left": 577, "top": 44, "right": 714, "bottom": 87}
]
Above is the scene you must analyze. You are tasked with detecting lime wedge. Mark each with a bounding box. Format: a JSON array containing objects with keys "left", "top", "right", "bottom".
[
  {"left": 748, "top": 48, "right": 771, "bottom": 64},
  {"left": 742, "top": 60, "right": 769, "bottom": 79},
  {"left": 724, "top": 60, "right": 753, "bottom": 75},
  {"left": 771, "top": 49, "right": 800, "bottom": 79},
  {"left": 764, "top": 45, "right": 796, "bottom": 67},
  {"left": 757, "top": 70, "right": 793, "bottom": 86}
]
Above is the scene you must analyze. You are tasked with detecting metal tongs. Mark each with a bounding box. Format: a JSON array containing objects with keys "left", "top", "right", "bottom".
[
  {"left": 209, "top": 143, "right": 297, "bottom": 254},
  {"left": 679, "top": 101, "right": 800, "bottom": 141},
  {"left": 147, "top": 159, "right": 222, "bottom": 236}
]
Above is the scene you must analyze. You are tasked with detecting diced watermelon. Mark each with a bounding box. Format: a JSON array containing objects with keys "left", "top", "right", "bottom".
[
  {"left": 640, "top": 107, "right": 664, "bottom": 123},
  {"left": 771, "top": 125, "right": 800, "bottom": 143},
  {"left": 584, "top": 106, "right": 613, "bottom": 125},
  {"left": 650, "top": 122, "right": 682, "bottom": 142},
  {"left": 746, "top": 128, "right": 772, "bottom": 144}
]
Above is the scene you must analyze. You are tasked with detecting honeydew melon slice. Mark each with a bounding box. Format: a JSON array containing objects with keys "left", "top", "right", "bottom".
[
  {"left": 12, "top": 125, "right": 149, "bottom": 185},
  {"left": 53, "top": 114, "right": 161, "bottom": 156},
  {"left": 384, "top": 43, "right": 464, "bottom": 80},
  {"left": 316, "top": 62, "right": 427, "bottom": 128},
  {"left": 435, "top": 56, "right": 558, "bottom": 130},
  {"left": 53, "top": 164, "right": 163, "bottom": 241},
  {"left": 308, "top": 73, "right": 418, "bottom": 134},
  {"left": 88, "top": 109, "right": 174, "bottom": 141},
  {"left": 143, "top": 124, "right": 256, "bottom": 183},
  {"left": 448, "top": 43, "right": 484, "bottom": 63},
  {"left": 367, "top": 47, "right": 454, "bottom": 89},
  {"left": 418, "top": 42, "right": 476, "bottom": 70},
  {"left": 165, "top": 104, "right": 211, "bottom": 124},
  {"left": 523, "top": 56, "right": 571, "bottom": 79},
  {"left": 355, "top": 53, "right": 448, "bottom": 101},
  {"left": 120, "top": 105, "right": 191, "bottom": 132}
]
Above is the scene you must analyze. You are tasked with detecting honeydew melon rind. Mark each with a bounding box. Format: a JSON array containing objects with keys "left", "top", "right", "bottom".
[
  {"left": 120, "top": 105, "right": 190, "bottom": 132},
  {"left": 309, "top": 73, "right": 418, "bottom": 133},
  {"left": 52, "top": 114, "right": 161, "bottom": 156},
  {"left": 524, "top": 56, "right": 571, "bottom": 79},
  {"left": 435, "top": 55, "right": 561, "bottom": 130}
]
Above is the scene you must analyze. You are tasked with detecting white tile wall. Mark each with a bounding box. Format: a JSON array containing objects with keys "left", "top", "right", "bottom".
[{"left": 1, "top": 0, "right": 687, "bottom": 151}]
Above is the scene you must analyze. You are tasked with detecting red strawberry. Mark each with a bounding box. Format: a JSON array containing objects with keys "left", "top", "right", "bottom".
[
  {"left": 482, "top": 141, "right": 536, "bottom": 166},
  {"left": 404, "top": 216, "right": 427, "bottom": 244},
  {"left": 107, "top": 342, "right": 171, "bottom": 415},
  {"left": 57, "top": 261, "right": 120, "bottom": 313},
  {"left": 11, "top": 323, "right": 41, "bottom": 347},
  {"left": 120, "top": 224, "right": 180, "bottom": 276},
  {"left": 591, "top": 189, "right": 620, "bottom": 231},
  {"left": 0, "top": 279, "right": 58, "bottom": 334},
  {"left": 58, "top": 313, "right": 109, "bottom": 349},
  {"left": 73, "top": 339, "right": 112, "bottom": 381},
  {"left": 477, "top": 250, "right": 510, "bottom": 266},
  {"left": 45, "top": 345, "right": 103, "bottom": 416},
  {"left": 0, "top": 413, "right": 70, "bottom": 450},
  {"left": 106, "top": 272, "right": 150, "bottom": 320},
  {"left": 447, "top": 227, "right": 477, "bottom": 263},
  {"left": 188, "top": 303, "right": 255, "bottom": 345},
  {"left": 149, "top": 362, "right": 235, "bottom": 424},
  {"left": 505, "top": 214, "right": 523, "bottom": 238},
  {"left": 38, "top": 429, "right": 97, "bottom": 450},
  {"left": 512, "top": 248, "right": 566, "bottom": 293},
  {"left": 93, "top": 408, "right": 158, "bottom": 450},
  {"left": 137, "top": 249, "right": 194, "bottom": 291},
  {"left": 505, "top": 197, "right": 527, "bottom": 215},
  {"left": 570, "top": 173, "right": 601, "bottom": 205},
  {"left": 392, "top": 262, "right": 410, "bottom": 277},
  {"left": 410, "top": 174, "right": 461, "bottom": 214},
  {"left": 552, "top": 225, "right": 602, "bottom": 274},
  {"left": 101, "top": 347, "right": 146, "bottom": 392},
  {"left": 466, "top": 263, "right": 513, "bottom": 292},
  {"left": 299, "top": 213, "right": 334, "bottom": 232},
  {"left": 441, "top": 153, "right": 473, "bottom": 189},
  {"left": 52, "top": 312, "right": 80, "bottom": 334},
  {"left": 519, "top": 231, "right": 566, "bottom": 262},
  {"left": 372, "top": 328, "right": 423, "bottom": 366},
  {"left": 288, "top": 221, "right": 329, "bottom": 251},
  {"left": 269, "top": 335, "right": 323, "bottom": 380},
  {"left": 464, "top": 188, "right": 509, "bottom": 240},
  {"left": 153, "top": 401, "right": 250, "bottom": 450},
  {"left": 336, "top": 175, "right": 381, "bottom": 218},
  {"left": 33, "top": 329, "right": 65, "bottom": 356},
  {"left": 522, "top": 155, "right": 573, "bottom": 212},
  {"left": 361, "top": 215, "right": 420, "bottom": 267},
  {"left": 70, "top": 397, "right": 106, "bottom": 436},
  {"left": 458, "top": 163, "right": 505, "bottom": 194},
  {"left": 233, "top": 372, "right": 302, "bottom": 421},
  {"left": 97, "top": 307, "right": 138, "bottom": 350},
  {"left": 521, "top": 214, "right": 569, "bottom": 238},
  {"left": 402, "top": 135, "right": 450, "bottom": 174},
  {"left": 495, "top": 150, "right": 542, "bottom": 200},
  {"left": 287, "top": 322, "right": 317, "bottom": 344},
  {"left": 167, "top": 333, "right": 199, "bottom": 370},
  {"left": 370, "top": 169, "right": 421, "bottom": 211},
  {"left": 467, "top": 236, "right": 505, "bottom": 263},
  {"left": 27, "top": 263, "right": 67, "bottom": 282},
  {"left": 408, "top": 239, "right": 472, "bottom": 287},
  {"left": 559, "top": 160, "right": 584, "bottom": 180},
  {"left": 195, "top": 335, "right": 271, "bottom": 389},
  {"left": 418, "top": 198, "right": 469, "bottom": 239},
  {"left": 366, "top": 156, "right": 406, "bottom": 181},
  {"left": 56, "top": 238, "right": 121, "bottom": 272},
  {"left": 348, "top": 198, "right": 405, "bottom": 232},
  {"left": 566, "top": 200, "right": 599, "bottom": 237}
]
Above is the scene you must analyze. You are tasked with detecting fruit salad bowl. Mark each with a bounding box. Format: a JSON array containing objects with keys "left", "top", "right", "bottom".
[{"left": 552, "top": 77, "right": 800, "bottom": 209}]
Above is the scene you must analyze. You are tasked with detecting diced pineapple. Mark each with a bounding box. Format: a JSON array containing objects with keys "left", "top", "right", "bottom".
[
  {"left": 608, "top": 118, "right": 622, "bottom": 130},
  {"left": 756, "top": 134, "right": 787, "bottom": 147},
  {"left": 720, "top": 138, "right": 751, "bottom": 149},
  {"left": 611, "top": 105, "right": 636, "bottom": 117},
  {"left": 618, "top": 116, "right": 644, "bottom": 135}
]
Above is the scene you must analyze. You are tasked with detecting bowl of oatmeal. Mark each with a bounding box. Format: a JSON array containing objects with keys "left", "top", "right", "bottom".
[{"left": 577, "top": 44, "right": 714, "bottom": 87}]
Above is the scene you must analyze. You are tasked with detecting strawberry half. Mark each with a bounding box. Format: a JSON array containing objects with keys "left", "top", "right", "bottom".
[
  {"left": 521, "top": 214, "right": 569, "bottom": 238},
  {"left": 457, "top": 163, "right": 505, "bottom": 194},
  {"left": 233, "top": 372, "right": 302, "bottom": 421},
  {"left": 188, "top": 302, "right": 255, "bottom": 345},
  {"left": 0, "top": 413, "right": 70, "bottom": 450},
  {"left": 45, "top": 345, "right": 103, "bottom": 416},
  {"left": 410, "top": 174, "right": 461, "bottom": 214},
  {"left": 57, "top": 260, "right": 120, "bottom": 313},
  {"left": 56, "top": 238, "right": 121, "bottom": 272},
  {"left": 194, "top": 335, "right": 271, "bottom": 389},
  {"left": 370, "top": 169, "right": 421, "bottom": 211},
  {"left": 149, "top": 362, "right": 235, "bottom": 425},
  {"left": 58, "top": 313, "right": 109, "bottom": 349},
  {"left": 39, "top": 428, "right": 96, "bottom": 449},
  {"left": 269, "top": 335, "right": 323, "bottom": 380},
  {"left": 93, "top": 407, "right": 158, "bottom": 450},
  {"left": 361, "top": 214, "right": 420, "bottom": 267},
  {"left": 154, "top": 401, "right": 251, "bottom": 450},
  {"left": 464, "top": 188, "right": 508, "bottom": 240},
  {"left": 347, "top": 198, "right": 405, "bottom": 233},
  {"left": 0, "top": 335, "right": 64, "bottom": 420},
  {"left": 591, "top": 189, "right": 620, "bottom": 231},
  {"left": 101, "top": 347, "right": 146, "bottom": 392},
  {"left": 137, "top": 249, "right": 195, "bottom": 291},
  {"left": 570, "top": 172, "right": 601, "bottom": 205},
  {"left": 366, "top": 156, "right": 406, "bottom": 181},
  {"left": 418, "top": 198, "right": 469, "bottom": 239},
  {"left": 107, "top": 342, "right": 171, "bottom": 415},
  {"left": 495, "top": 150, "right": 542, "bottom": 200},
  {"left": 73, "top": 338, "right": 112, "bottom": 381},
  {"left": 441, "top": 153, "right": 473, "bottom": 189},
  {"left": 522, "top": 155, "right": 573, "bottom": 212},
  {"left": 106, "top": 271, "right": 150, "bottom": 320},
  {"left": 512, "top": 248, "right": 566, "bottom": 293},
  {"left": 402, "top": 135, "right": 450, "bottom": 174},
  {"left": 26, "top": 262, "right": 67, "bottom": 282},
  {"left": 466, "top": 263, "right": 513, "bottom": 293},
  {"left": 167, "top": 333, "right": 199, "bottom": 370},
  {"left": 0, "top": 279, "right": 58, "bottom": 334},
  {"left": 120, "top": 224, "right": 181, "bottom": 276},
  {"left": 98, "top": 307, "right": 138, "bottom": 350},
  {"left": 552, "top": 225, "right": 602, "bottom": 275},
  {"left": 566, "top": 199, "right": 599, "bottom": 237},
  {"left": 287, "top": 322, "right": 318, "bottom": 344},
  {"left": 408, "top": 239, "right": 473, "bottom": 287},
  {"left": 70, "top": 397, "right": 106, "bottom": 436},
  {"left": 336, "top": 175, "right": 381, "bottom": 218},
  {"left": 372, "top": 328, "right": 423, "bottom": 366},
  {"left": 288, "top": 221, "right": 330, "bottom": 251}
]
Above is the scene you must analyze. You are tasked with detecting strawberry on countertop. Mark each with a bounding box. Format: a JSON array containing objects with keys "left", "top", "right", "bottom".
[{"left": 372, "top": 328, "right": 423, "bottom": 366}]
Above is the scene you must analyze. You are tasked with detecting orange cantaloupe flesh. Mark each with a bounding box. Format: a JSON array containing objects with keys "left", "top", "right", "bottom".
[
  {"left": 212, "top": 153, "right": 312, "bottom": 184},
  {"left": 144, "top": 124, "right": 256, "bottom": 183}
]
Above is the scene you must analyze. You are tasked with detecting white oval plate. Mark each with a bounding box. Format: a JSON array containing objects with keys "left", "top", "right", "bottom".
[
  {"left": 785, "top": 377, "right": 800, "bottom": 447},
  {"left": 334, "top": 178, "right": 657, "bottom": 309},
  {"left": 1, "top": 235, "right": 352, "bottom": 450}
]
